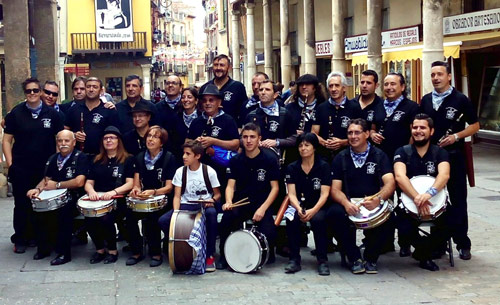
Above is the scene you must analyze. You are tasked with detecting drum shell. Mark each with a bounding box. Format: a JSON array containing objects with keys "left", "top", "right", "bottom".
[
  {"left": 32, "top": 189, "right": 71, "bottom": 212},
  {"left": 400, "top": 175, "right": 448, "bottom": 221},
  {"left": 126, "top": 195, "right": 167, "bottom": 212},
  {"left": 348, "top": 200, "right": 393, "bottom": 230},
  {"left": 224, "top": 228, "right": 269, "bottom": 273},
  {"left": 77, "top": 194, "right": 116, "bottom": 217},
  {"left": 168, "top": 210, "right": 201, "bottom": 273}
]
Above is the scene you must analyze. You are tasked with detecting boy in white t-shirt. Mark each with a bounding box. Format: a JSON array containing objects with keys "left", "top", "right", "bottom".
[{"left": 158, "top": 140, "right": 221, "bottom": 272}]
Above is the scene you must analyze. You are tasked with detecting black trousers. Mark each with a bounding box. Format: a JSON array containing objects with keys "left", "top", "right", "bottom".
[
  {"left": 219, "top": 203, "right": 276, "bottom": 258},
  {"left": 9, "top": 164, "right": 44, "bottom": 245},
  {"left": 327, "top": 203, "right": 392, "bottom": 263},
  {"left": 126, "top": 208, "right": 166, "bottom": 257},
  {"left": 85, "top": 211, "right": 117, "bottom": 251},
  {"left": 286, "top": 208, "right": 328, "bottom": 263},
  {"left": 34, "top": 201, "right": 74, "bottom": 257}
]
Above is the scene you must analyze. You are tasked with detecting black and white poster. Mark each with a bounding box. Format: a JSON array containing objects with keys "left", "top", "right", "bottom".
[{"left": 95, "top": 0, "right": 133, "bottom": 42}]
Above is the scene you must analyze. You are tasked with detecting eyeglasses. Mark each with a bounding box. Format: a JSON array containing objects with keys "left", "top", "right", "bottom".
[
  {"left": 43, "top": 89, "right": 59, "bottom": 97},
  {"left": 103, "top": 135, "right": 119, "bottom": 141},
  {"left": 146, "top": 134, "right": 161, "bottom": 139},
  {"left": 166, "top": 81, "right": 180, "bottom": 86},
  {"left": 24, "top": 88, "right": 41, "bottom": 94}
]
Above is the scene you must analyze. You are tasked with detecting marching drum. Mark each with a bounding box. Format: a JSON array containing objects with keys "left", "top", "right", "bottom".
[
  {"left": 77, "top": 194, "right": 116, "bottom": 217},
  {"left": 168, "top": 210, "right": 202, "bottom": 273},
  {"left": 32, "top": 189, "right": 71, "bottom": 212},
  {"left": 224, "top": 227, "right": 269, "bottom": 273},
  {"left": 400, "top": 175, "right": 448, "bottom": 221},
  {"left": 349, "top": 199, "right": 393, "bottom": 229},
  {"left": 126, "top": 195, "right": 167, "bottom": 212}
]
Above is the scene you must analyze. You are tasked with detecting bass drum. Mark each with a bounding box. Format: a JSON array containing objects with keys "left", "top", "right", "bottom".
[
  {"left": 168, "top": 210, "right": 202, "bottom": 273},
  {"left": 224, "top": 227, "right": 268, "bottom": 273}
]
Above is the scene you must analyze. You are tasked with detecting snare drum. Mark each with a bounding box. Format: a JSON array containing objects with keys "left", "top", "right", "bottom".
[
  {"left": 224, "top": 227, "right": 269, "bottom": 273},
  {"left": 348, "top": 199, "right": 393, "bottom": 229},
  {"left": 77, "top": 193, "right": 116, "bottom": 217},
  {"left": 400, "top": 175, "right": 448, "bottom": 221},
  {"left": 168, "top": 210, "right": 202, "bottom": 273},
  {"left": 32, "top": 189, "right": 70, "bottom": 212},
  {"left": 126, "top": 195, "right": 167, "bottom": 212}
]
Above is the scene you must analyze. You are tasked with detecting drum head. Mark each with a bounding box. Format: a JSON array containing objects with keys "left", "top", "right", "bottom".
[
  {"left": 128, "top": 195, "right": 166, "bottom": 203},
  {"left": 349, "top": 199, "right": 388, "bottom": 222},
  {"left": 225, "top": 230, "right": 262, "bottom": 273},
  {"left": 38, "top": 189, "right": 67, "bottom": 200},
  {"left": 401, "top": 175, "right": 447, "bottom": 215},
  {"left": 78, "top": 194, "right": 114, "bottom": 209}
]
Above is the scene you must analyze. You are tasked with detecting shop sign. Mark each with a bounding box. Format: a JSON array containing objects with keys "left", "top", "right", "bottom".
[
  {"left": 64, "top": 63, "right": 90, "bottom": 76},
  {"left": 344, "top": 26, "right": 419, "bottom": 53},
  {"left": 444, "top": 8, "right": 500, "bottom": 35},
  {"left": 315, "top": 41, "right": 333, "bottom": 56}
]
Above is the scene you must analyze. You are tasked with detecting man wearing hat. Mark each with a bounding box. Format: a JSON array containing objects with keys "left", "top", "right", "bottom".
[{"left": 123, "top": 102, "right": 153, "bottom": 156}]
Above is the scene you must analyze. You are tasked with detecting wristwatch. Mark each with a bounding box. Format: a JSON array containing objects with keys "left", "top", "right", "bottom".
[
  {"left": 453, "top": 133, "right": 459, "bottom": 141},
  {"left": 377, "top": 195, "right": 383, "bottom": 203},
  {"left": 56, "top": 182, "right": 61, "bottom": 189}
]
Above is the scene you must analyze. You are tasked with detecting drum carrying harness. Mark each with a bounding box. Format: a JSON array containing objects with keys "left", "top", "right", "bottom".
[{"left": 180, "top": 164, "right": 213, "bottom": 196}]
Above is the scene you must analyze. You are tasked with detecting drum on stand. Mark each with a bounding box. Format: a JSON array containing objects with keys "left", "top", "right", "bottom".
[
  {"left": 77, "top": 193, "right": 116, "bottom": 217},
  {"left": 32, "top": 189, "right": 71, "bottom": 212},
  {"left": 348, "top": 199, "right": 393, "bottom": 229},
  {"left": 168, "top": 210, "right": 202, "bottom": 273},
  {"left": 126, "top": 195, "right": 167, "bottom": 212},
  {"left": 400, "top": 175, "right": 448, "bottom": 221},
  {"left": 224, "top": 226, "right": 269, "bottom": 273}
]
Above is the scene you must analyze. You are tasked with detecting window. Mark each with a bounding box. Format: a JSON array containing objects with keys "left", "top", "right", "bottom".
[
  {"left": 382, "top": 0, "right": 390, "bottom": 31},
  {"left": 345, "top": 0, "right": 354, "bottom": 36},
  {"left": 478, "top": 67, "right": 500, "bottom": 131},
  {"left": 464, "top": 0, "right": 484, "bottom": 13}
]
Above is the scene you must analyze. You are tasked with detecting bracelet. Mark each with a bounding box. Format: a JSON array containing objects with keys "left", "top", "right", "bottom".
[
  {"left": 153, "top": 189, "right": 157, "bottom": 196},
  {"left": 36, "top": 187, "right": 42, "bottom": 192},
  {"left": 425, "top": 187, "right": 438, "bottom": 197},
  {"left": 113, "top": 189, "right": 118, "bottom": 195}
]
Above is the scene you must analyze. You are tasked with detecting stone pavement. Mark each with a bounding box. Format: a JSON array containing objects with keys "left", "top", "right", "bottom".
[{"left": 0, "top": 144, "right": 499, "bottom": 305}]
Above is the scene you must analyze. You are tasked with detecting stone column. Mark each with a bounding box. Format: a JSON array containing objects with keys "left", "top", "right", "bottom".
[
  {"left": 263, "top": 0, "right": 273, "bottom": 79},
  {"left": 141, "top": 64, "right": 151, "bottom": 99},
  {"left": 231, "top": 5, "right": 241, "bottom": 82},
  {"left": 303, "top": 0, "right": 316, "bottom": 74},
  {"left": 280, "top": 0, "right": 292, "bottom": 89},
  {"left": 4, "top": 1, "right": 31, "bottom": 111},
  {"left": 33, "top": 0, "right": 58, "bottom": 83},
  {"left": 331, "top": 0, "right": 346, "bottom": 73},
  {"left": 367, "top": 0, "right": 383, "bottom": 96},
  {"left": 422, "top": 0, "right": 444, "bottom": 95},
  {"left": 246, "top": 1, "right": 256, "bottom": 92}
]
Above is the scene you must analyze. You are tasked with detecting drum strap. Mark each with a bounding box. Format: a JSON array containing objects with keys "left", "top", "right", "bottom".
[
  {"left": 181, "top": 164, "right": 213, "bottom": 196},
  {"left": 402, "top": 144, "right": 439, "bottom": 169}
]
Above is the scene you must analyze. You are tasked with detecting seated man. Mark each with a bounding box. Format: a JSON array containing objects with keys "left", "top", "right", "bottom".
[
  {"left": 393, "top": 113, "right": 451, "bottom": 271},
  {"left": 158, "top": 140, "right": 220, "bottom": 273},
  {"left": 327, "top": 118, "right": 395, "bottom": 274},
  {"left": 217, "top": 123, "right": 280, "bottom": 270}
]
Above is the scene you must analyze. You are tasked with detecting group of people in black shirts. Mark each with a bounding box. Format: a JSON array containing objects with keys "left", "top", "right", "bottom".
[{"left": 3, "top": 53, "right": 478, "bottom": 276}]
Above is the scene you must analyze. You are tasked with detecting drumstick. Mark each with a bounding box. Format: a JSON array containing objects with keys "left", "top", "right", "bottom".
[
  {"left": 354, "top": 191, "right": 383, "bottom": 207},
  {"left": 81, "top": 195, "right": 124, "bottom": 201},
  {"left": 233, "top": 197, "right": 249, "bottom": 206},
  {"left": 188, "top": 200, "right": 215, "bottom": 204},
  {"left": 229, "top": 201, "right": 251, "bottom": 208}
]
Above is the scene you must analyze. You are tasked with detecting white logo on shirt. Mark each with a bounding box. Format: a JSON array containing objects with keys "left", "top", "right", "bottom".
[
  {"left": 445, "top": 107, "right": 458, "bottom": 120},
  {"left": 157, "top": 168, "right": 163, "bottom": 181},
  {"left": 257, "top": 169, "right": 266, "bottom": 181},
  {"left": 366, "top": 110, "right": 374, "bottom": 122},
  {"left": 366, "top": 162, "right": 376, "bottom": 174},
  {"left": 112, "top": 166, "right": 121, "bottom": 178},
  {"left": 224, "top": 91, "right": 233, "bottom": 102},
  {"left": 341, "top": 116, "right": 350, "bottom": 128},
  {"left": 269, "top": 121, "right": 279, "bottom": 132},
  {"left": 312, "top": 178, "right": 321, "bottom": 190},
  {"left": 393, "top": 111, "right": 405, "bottom": 122},
  {"left": 426, "top": 161, "right": 436, "bottom": 175},
  {"left": 92, "top": 113, "right": 103, "bottom": 124},
  {"left": 42, "top": 118, "right": 52, "bottom": 128},
  {"left": 211, "top": 126, "right": 221, "bottom": 137},
  {"left": 66, "top": 167, "right": 74, "bottom": 179}
]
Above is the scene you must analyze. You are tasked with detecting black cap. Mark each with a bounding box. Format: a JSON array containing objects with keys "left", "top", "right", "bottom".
[
  {"left": 199, "top": 84, "right": 223, "bottom": 99},
  {"left": 103, "top": 126, "right": 122, "bottom": 139},
  {"left": 129, "top": 102, "right": 153, "bottom": 114},
  {"left": 295, "top": 74, "right": 319, "bottom": 86}
]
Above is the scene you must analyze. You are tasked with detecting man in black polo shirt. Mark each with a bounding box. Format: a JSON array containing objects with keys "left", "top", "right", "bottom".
[
  {"left": 60, "top": 77, "right": 87, "bottom": 115},
  {"left": 354, "top": 70, "right": 385, "bottom": 129},
  {"left": 3, "top": 77, "right": 64, "bottom": 253},
  {"left": 420, "top": 61, "right": 480, "bottom": 260},
  {"left": 239, "top": 72, "right": 268, "bottom": 127},
  {"left": 200, "top": 54, "right": 247, "bottom": 123},
  {"left": 156, "top": 75, "right": 182, "bottom": 141},
  {"left": 115, "top": 75, "right": 157, "bottom": 134},
  {"left": 394, "top": 114, "right": 451, "bottom": 271},
  {"left": 65, "top": 77, "right": 118, "bottom": 157},
  {"left": 123, "top": 103, "right": 152, "bottom": 156},
  {"left": 327, "top": 118, "right": 395, "bottom": 274},
  {"left": 217, "top": 123, "right": 280, "bottom": 269},
  {"left": 26, "top": 130, "right": 89, "bottom": 265},
  {"left": 312, "top": 71, "right": 361, "bottom": 161}
]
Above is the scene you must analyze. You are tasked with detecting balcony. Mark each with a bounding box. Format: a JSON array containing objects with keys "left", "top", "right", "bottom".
[{"left": 71, "top": 32, "right": 147, "bottom": 55}]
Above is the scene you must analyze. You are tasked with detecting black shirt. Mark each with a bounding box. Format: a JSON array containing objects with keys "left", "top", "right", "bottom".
[
  {"left": 285, "top": 158, "right": 332, "bottom": 209},
  {"left": 354, "top": 95, "right": 385, "bottom": 127},
  {"left": 45, "top": 150, "right": 89, "bottom": 182},
  {"left": 65, "top": 101, "right": 118, "bottom": 155},
  {"left": 88, "top": 156, "right": 135, "bottom": 192},
  {"left": 60, "top": 100, "right": 83, "bottom": 115},
  {"left": 135, "top": 151, "right": 177, "bottom": 190},
  {"left": 393, "top": 144, "right": 449, "bottom": 179},
  {"left": 332, "top": 146, "right": 392, "bottom": 199},
  {"left": 239, "top": 95, "right": 260, "bottom": 127},
  {"left": 314, "top": 99, "right": 362, "bottom": 140},
  {"left": 245, "top": 107, "right": 294, "bottom": 146},
  {"left": 200, "top": 78, "right": 247, "bottom": 123},
  {"left": 115, "top": 98, "right": 158, "bottom": 134},
  {"left": 123, "top": 129, "right": 146, "bottom": 156},
  {"left": 227, "top": 149, "right": 280, "bottom": 207},
  {"left": 375, "top": 97, "right": 419, "bottom": 159},
  {"left": 4, "top": 102, "right": 64, "bottom": 169},
  {"left": 171, "top": 110, "right": 202, "bottom": 162},
  {"left": 420, "top": 88, "right": 478, "bottom": 152},
  {"left": 285, "top": 101, "right": 319, "bottom": 134}
]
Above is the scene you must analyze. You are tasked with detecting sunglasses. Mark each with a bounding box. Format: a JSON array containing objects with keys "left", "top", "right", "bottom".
[
  {"left": 24, "top": 88, "right": 41, "bottom": 94},
  {"left": 43, "top": 89, "right": 59, "bottom": 97}
]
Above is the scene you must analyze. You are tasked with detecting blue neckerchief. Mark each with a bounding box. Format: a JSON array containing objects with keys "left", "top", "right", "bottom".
[
  {"left": 26, "top": 101, "right": 43, "bottom": 119},
  {"left": 166, "top": 95, "right": 181, "bottom": 110},
  {"left": 57, "top": 152, "right": 72, "bottom": 171},
  {"left": 183, "top": 111, "right": 198, "bottom": 128},
  {"left": 432, "top": 86, "right": 453, "bottom": 111},
  {"left": 259, "top": 100, "right": 279, "bottom": 116},
  {"left": 383, "top": 95, "right": 405, "bottom": 117},
  {"left": 298, "top": 97, "right": 317, "bottom": 110},
  {"left": 202, "top": 110, "right": 225, "bottom": 120},
  {"left": 350, "top": 142, "right": 371, "bottom": 168},
  {"left": 145, "top": 149, "right": 163, "bottom": 170},
  {"left": 328, "top": 96, "right": 347, "bottom": 108},
  {"left": 246, "top": 95, "right": 259, "bottom": 109},
  {"left": 54, "top": 103, "right": 60, "bottom": 112}
]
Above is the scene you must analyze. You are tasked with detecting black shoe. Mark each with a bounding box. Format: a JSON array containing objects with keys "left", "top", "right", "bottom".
[
  {"left": 216, "top": 257, "right": 227, "bottom": 270},
  {"left": 317, "top": 262, "right": 330, "bottom": 276},
  {"left": 399, "top": 246, "right": 412, "bottom": 257},
  {"left": 90, "top": 252, "right": 106, "bottom": 264},
  {"left": 351, "top": 259, "right": 365, "bottom": 274},
  {"left": 103, "top": 253, "right": 118, "bottom": 264},
  {"left": 419, "top": 260, "right": 439, "bottom": 271},
  {"left": 284, "top": 260, "right": 301, "bottom": 273},
  {"left": 33, "top": 252, "right": 50, "bottom": 260},
  {"left": 364, "top": 261, "right": 378, "bottom": 274},
  {"left": 459, "top": 248, "right": 471, "bottom": 260},
  {"left": 13, "top": 244, "right": 27, "bottom": 254},
  {"left": 150, "top": 257, "right": 163, "bottom": 267},
  {"left": 50, "top": 254, "right": 71, "bottom": 266},
  {"left": 126, "top": 255, "right": 144, "bottom": 266}
]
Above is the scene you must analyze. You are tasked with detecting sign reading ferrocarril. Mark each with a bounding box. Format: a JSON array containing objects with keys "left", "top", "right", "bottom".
[
  {"left": 95, "top": 0, "right": 134, "bottom": 42},
  {"left": 443, "top": 8, "right": 500, "bottom": 35}
]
